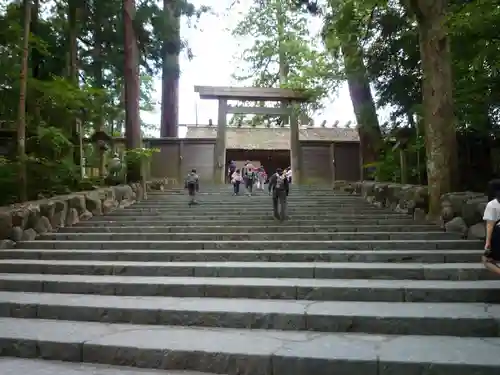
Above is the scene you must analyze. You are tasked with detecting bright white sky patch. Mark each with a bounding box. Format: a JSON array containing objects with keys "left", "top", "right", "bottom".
[{"left": 140, "top": 0, "right": 358, "bottom": 137}]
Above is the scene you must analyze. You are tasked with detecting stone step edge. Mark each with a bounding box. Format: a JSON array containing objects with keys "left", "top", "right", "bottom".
[
  {"left": 0, "top": 317, "right": 499, "bottom": 374},
  {"left": 1, "top": 249, "right": 484, "bottom": 254},
  {"left": 0, "top": 273, "right": 497, "bottom": 289},
  {"left": 69, "top": 224, "right": 439, "bottom": 228},
  {"left": 1, "top": 358, "right": 218, "bottom": 375},
  {"left": 0, "top": 292, "right": 498, "bottom": 336},
  {"left": 42, "top": 231, "right": 450, "bottom": 236},
  {"left": 78, "top": 219, "right": 421, "bottom": 223},
  {"left": 0, "top": 260, "right": 484, "bottom": 271},
  {"left": 21, "top": 240, "right": 479, "bottom": 244}
]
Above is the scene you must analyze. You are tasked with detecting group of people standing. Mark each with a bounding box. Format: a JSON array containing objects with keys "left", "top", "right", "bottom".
[
  {"left": 183, "top": 161, "right": 292, "bottom": 220},
  {"left": 228, "top": 160, "right": 291, "bottom": 221},
  {"left": 227, "top": 160, "right": 291, "bottom": 196}
]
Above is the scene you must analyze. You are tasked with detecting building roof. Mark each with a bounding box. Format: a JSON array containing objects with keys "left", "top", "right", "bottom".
[
  {"left": 185, "top": 126, "right": 359, "bottom": 150},
  {"left": 194, "top": 86, "right": 310, "bottom": 102}
]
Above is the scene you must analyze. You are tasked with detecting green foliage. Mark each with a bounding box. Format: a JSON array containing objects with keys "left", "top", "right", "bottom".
[
  {"left": 231, "top": 0, "right": 339, "bottom": 125},
  {"left": 124, "top": 147, "right": 160, "bottom": 165},
  {"left": 0, "top": 0, "right": 210, "bottom": 204}
]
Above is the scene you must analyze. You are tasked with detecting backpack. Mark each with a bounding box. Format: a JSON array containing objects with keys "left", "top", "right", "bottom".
[
  {"left": 185, "top": 173, "right": 198, "bottom": 186},
  {"left": 245, "top": 168, "right": 254, "bottom": 180},
  {"left": 275, "top": 173, "right": 286, "bottom": 190},
  {"left": 486, "top": 219, "right": 500, "bottom": 261}
]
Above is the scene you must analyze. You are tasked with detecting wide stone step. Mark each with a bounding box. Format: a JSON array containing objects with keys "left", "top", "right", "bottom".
[
  {"left": 79, "top": 218, "right": 423, "bottom": 225},
  {"left": 0, "top": 358, "right": 216, "bottom": 375},
  {"left": 17, "top": 239, "right": 481, "bottom": 250},
  {"left": 1, "top": 273, "right": 498, "bottom": 302},
  {"left": 139, "top": 201, "right": 369, "bottom": 207},
  {"left": 121, "top": 206, "right": 392, "bottom": 213},
  {"left": 1, "top": 317, "right": 499, "bottom": 375},
  {"left": 39, "top": 232, "right": 460, "bottom": 242},
  {"left": 130, "top": 201, "right": 379, "bottom": 207},
  {"left": 0, "top": 260, "right": 492, "bottom": 280},
  {"left": 59, "top": 224, "right": 442, "bottom": 233},
  {"left": 101, "top": 212, "right": 411, "bottom": 221},
  {"left": 101, "top": 213, "right": 413, "bottom": 219},
  {"left": 0, "top": 249, "right": 482, "bottom": 263},
  {"left": 0, "top": 292, "right": 498, "bottom": 337}
]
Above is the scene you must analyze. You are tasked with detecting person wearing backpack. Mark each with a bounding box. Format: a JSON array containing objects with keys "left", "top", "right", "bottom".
[
  {"left": 268, "top": 167, "right": 289, "bottom": 221},
  {"left": 184, "top": 168, "right": 200, "bottom": 206}
]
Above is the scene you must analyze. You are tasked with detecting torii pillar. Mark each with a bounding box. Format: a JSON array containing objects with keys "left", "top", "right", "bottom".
[
  {"left": 214, "top": 99, "right": 227, "bottom": 184},
  {"left": 289, "top": 102, "right": 301, "bottom": 184}
]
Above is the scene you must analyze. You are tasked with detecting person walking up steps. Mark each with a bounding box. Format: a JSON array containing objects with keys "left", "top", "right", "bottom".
[
  {"left": 268, "top": 167, "right": 289, "bottom": 221},
  {"left": 184, "top": 168, "right": 200, "bottom": 206}
]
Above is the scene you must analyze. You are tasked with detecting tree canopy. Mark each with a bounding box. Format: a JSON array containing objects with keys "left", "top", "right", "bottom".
[
  {"left": 1, "top": 0, "right": 499, "bottom": 214},
  {"left": 230, "top": 0, "right": 500, "bottom": 213}
]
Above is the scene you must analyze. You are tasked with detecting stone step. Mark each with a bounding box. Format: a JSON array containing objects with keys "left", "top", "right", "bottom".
[
  {"left": 0, "top": 292, "right": 498, "bottom": 337},
  {"left": 78, "top": 218, "right": 422, "bottom": 225},
  {"left": 59, "top": 224, "right": 442, "bottom": 233},
  {"left": 145, "top": 196, "right": 359, "bottom": 201},
  {"left": 0, "top": 358, "right": 217, "bottom": 375},
  {"left": 39, "top": 232, "right": 460, "bottom": 242},
  {"left": 101, "top": 213, "right": 412, "bottom": 219},
  {"left": 0, "top": 317, "right": 499, "bottom": 375},
  {"left": 0, "top": 249, "right": 482, "bottom": 263},
  {"left": 0, "top": 260, "right": 492, "bottom": 280},
  {"left": 140, "top": 198, "right": 366, "bottom": 203},
  {"left": 122, "top": 206, "right": 390, "bottom": 212},
  {"left": 17, "top": 239, "right": 481, "bottom": 250},
  {"left": 1, "top": 273, "right": 498, "bottom": 302},
  {"left": 118, "top": 209, "right": 398, "bottom": 215},
  {"left": 129, "top": 201, "right": 377, "bottom": 207},
  {"left": 132, "top": 201, "right": 375, "bottom": 208}
]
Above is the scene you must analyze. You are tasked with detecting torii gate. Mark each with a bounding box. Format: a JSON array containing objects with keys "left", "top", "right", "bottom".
[{"left": 194, "top": 86, "right": 311, "bottom": 184}]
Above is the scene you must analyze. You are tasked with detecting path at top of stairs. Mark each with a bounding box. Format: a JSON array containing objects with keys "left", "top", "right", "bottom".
[{"left": 0, "top": 185, "right": 499, "bottom": 375}]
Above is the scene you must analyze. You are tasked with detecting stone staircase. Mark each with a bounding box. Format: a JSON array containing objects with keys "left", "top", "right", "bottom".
[{"left": 0, "top": 185, "right": 499, "bottom": 375}]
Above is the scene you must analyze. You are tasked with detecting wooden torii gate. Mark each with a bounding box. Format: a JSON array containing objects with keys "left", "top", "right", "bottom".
[{"left": 194, "top": 86, "right": 311, "bottom": 184}]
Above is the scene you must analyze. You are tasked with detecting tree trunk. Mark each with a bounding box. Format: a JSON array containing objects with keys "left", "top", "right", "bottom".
[
  {"left": 160, "top": 0, "right": 180, "bottom": 138},
  {"left": 17, "top": 0, "right": 32, "bottom": 202},
  {"left": 276, "top": 0, "right": 289, "bottom": 126},
  {"left": 93, "top": 2, "right": 106, "bottom": 176},
  {"left": 68, "top": 0, "right": 82, "bottom": 171},
  {"left": 30, "top": 0, "right": 41, "bottom": 123},
  {"left": 123, "top": 0, "right": 142, "bottom": 182},
  {"left": 411, "top": 0, "right": 458, "bottom": 217},
  {"left": 342, "top": 40, "right": 382, "bottom": 177}
]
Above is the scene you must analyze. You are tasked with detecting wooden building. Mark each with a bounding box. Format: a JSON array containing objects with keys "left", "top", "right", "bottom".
[
  {"left": 184, "top": 126, "right": 361, "bottom": 183},
  {"left": 111, "top": 86, "right": 362, "bottom": 185}
]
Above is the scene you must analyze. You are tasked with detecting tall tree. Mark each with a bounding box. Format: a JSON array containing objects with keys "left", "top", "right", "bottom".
[
  {"left": 322, "top": 0, "right": 382, "bottom": 172},
  {"left": 17, "top": 0, "right": 32, "bottom": 202},
  {"left": 407, "top": 0, "right": 458, "bottom": 216},
  {"left": 123, "top": 0, "right": 142, "bottom": 182},
  {"left": 160, "top": 0, "right": 180, "bottom": 138},
  {"left": 232, "top": 0, "right": 335, "bottom": 126}
]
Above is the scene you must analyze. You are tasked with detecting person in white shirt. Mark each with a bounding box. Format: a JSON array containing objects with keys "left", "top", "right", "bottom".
[
  {"left": 285, "top": 167, "right": 292, "bottom": 184},
  {"left": 231, "top": 169, "right": 243, "bottom": 195},
  {"left": 482, "top": 179, "right": 500, "bottom": 276}
]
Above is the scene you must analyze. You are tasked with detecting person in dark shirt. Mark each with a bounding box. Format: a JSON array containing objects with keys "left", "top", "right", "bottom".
[
  {"left": 268, "top": 168, "right": 290, "bottom": 221},
  {"left": 227, "top": 160, "right": 236, "bottom": 184},
  {"left": 184, "top": 169, "right": 199, "bottom": 206}
]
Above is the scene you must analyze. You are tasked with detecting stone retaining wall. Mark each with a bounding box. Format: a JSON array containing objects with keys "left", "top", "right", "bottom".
[
  {"left": 0, "top": 180, "right": 171, "bottom": 249},
  {"left": 333, "top": 181, "right": 488, "bottom": 240}
]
